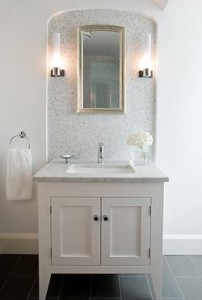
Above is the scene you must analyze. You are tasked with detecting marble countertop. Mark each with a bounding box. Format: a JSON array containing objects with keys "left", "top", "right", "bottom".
[{"left": 33, "top": 159, "right": 169, "bottom": 183}]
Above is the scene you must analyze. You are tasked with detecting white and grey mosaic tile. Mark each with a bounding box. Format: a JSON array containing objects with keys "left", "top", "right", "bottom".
[{"left": 48, "top": 9, "right": 156, "bottom": 161}]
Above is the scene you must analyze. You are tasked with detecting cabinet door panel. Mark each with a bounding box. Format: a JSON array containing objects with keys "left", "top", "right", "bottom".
[
  {"left": 102, "top": 197, "right": 151, "bottom": 266},
  {"left": 51, "top": 197, "right": 100, "bottom": 266}
]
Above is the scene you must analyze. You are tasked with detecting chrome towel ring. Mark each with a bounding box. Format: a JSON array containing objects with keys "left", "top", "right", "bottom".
[{"left": 9, "top": 131, "right": 31, "bottom": 149}]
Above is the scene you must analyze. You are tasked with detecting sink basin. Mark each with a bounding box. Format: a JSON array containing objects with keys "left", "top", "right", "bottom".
[{"left": 67, "top": 163, "right": 135, "bottom": 174}]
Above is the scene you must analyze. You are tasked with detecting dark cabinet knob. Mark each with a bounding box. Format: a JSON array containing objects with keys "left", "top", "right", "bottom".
[
  {"left": 93, "top": 215, "right": 99, "bottom": 221},
  {"left": 103, "top": 215, "right": 109, "bottom": 221}
]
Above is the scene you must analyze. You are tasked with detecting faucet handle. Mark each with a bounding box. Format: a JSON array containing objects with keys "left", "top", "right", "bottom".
[
  {"left": 60, "top": 154, "right": 73, "bottom": 164},
  {"left": 98, "top": 142, "right": 104, "bottom": 148},
  {"left": 97, "top": 142, "right": 104, "bottom": 163}
]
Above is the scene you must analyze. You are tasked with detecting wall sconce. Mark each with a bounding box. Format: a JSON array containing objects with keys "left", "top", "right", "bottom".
[
  {"left": 51, "top": 33, "right": 65, "bottom": 77},
  {"left": 139, "top": 33, "right": 153, "bottom": 78}
]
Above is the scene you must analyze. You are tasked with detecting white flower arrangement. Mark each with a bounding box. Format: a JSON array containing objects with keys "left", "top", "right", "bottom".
[{"left": 126, "top": 131, "right": 153, "bottom": 148}]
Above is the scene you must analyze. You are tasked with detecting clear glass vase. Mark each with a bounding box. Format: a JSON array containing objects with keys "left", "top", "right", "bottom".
[{"left": 130, "top": 146, "right": 149, "bottom": 166}]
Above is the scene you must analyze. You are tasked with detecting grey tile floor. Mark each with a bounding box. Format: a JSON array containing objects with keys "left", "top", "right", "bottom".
[{"left": 0, "top": 255, "right": 202, "bottom": 299}]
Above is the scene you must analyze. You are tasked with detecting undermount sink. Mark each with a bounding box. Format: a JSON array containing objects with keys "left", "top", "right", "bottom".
[{"left": 66, "top": 163, "right": 135, "bottom": 174}]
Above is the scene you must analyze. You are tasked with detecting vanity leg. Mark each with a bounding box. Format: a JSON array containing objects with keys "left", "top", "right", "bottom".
[
  {"left": 151, "top": 264, "right": 163, "bottom": 300},
  {"left": 39, "top": 267, "right": 51, "bottom": 300},
  {"left": 38, "top": 185, "right": 52, "bottom": 300},
  {"left": 150, "top": 185, "right": 164, "bottom": 300}
]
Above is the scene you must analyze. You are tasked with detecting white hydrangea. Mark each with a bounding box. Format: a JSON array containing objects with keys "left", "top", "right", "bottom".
[{"left": 126, "top": 131, "right": 153, "bottom": 148}]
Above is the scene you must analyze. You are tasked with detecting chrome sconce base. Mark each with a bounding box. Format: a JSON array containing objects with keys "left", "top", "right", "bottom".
[
  {"left": 139, "top": 68, "right": 153, "bottom": 78},
  {"left": 51, "top": 67, "right": 65, "bottom": 77}
]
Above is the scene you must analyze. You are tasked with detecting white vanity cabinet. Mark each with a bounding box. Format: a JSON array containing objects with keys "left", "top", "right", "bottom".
[
  {"left": 51, "top": 196, "right": 151, "bottom": 267},
  {"left": 34, "top": 163, "right": 168, "bottom": 300}
]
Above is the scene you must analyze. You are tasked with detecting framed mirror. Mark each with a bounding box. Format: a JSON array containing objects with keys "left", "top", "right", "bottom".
[{"left": 78, "top": 25, "right": 125, "bottom": 113}]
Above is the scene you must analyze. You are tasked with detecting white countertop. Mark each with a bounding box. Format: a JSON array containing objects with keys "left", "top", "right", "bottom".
[{"left": 33, "top": 159, "right": 169, "bottom": 183}]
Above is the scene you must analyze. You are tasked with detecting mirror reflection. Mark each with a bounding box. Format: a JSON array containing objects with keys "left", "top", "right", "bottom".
[{"left": 78, "top": 25, "right": 125, "bottom": 113}]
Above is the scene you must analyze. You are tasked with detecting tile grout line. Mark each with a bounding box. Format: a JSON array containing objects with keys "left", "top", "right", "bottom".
[
  {"left": 188, "top": 256, "right": 202, "bottom": 278},
  {"left": 25, "top": 274, "right": 38, "bottom": 300},
  {"left": 88, "top": 274, "right": 92, "bottom": 300},
  {"left": 0, "top": 254, "right": 22, "bottom": 293},
  {"left": 165, "top": 256, "right": 185, "bottom": 300},
  {"left": 89, "top": 274, "right": 121, "bottom": 300},
  {"left": 57, "top": 275, "right": 65, "bottom": 300},
  {"left": 118, "top": 274, "right": 123, "bottom": 300},
  {"left": 145, "top": 274, "right": 155, "bottom": 299}
]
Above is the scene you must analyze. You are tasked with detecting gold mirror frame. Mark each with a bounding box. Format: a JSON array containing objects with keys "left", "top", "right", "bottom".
[{"left": 77, "top": 25, "right": 125, "bottom": 113}]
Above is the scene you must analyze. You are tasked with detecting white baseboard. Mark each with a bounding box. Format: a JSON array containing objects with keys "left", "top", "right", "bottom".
[
  {"left": 0, "top": 233, "right": 202, "bottom": 255},
  {"left": 0, "top": 233, "right": 38, "bottom": 254},
  {"left": 163, "top": 234, "right": 202, "bottom": 255}
]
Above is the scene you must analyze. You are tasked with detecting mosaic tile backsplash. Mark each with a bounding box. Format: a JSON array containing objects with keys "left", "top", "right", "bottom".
[{"left": 48, "top": 9, "right": 156, "bottom": 161}]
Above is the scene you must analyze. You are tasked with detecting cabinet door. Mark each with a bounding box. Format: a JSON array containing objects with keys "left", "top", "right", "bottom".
[
  {"left": 51, "top": 197, "right": 100, "bottom": 266},
  {"left": 101, "top": 197, "right": 151, "bottom": 266}
]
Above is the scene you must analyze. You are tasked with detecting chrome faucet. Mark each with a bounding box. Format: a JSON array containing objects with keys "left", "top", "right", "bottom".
[{"left": 97, "top": 142, "right": 104, "bottom": 163}]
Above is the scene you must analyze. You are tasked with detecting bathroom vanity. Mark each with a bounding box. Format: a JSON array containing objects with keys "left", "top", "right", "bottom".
[{"left": 34, "top": 160, "right": 168, "bottom": 300}]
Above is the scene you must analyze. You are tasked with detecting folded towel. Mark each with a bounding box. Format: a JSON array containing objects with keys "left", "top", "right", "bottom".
[{"left": 6, "top": 148, "right": 32, "bottom": 200}]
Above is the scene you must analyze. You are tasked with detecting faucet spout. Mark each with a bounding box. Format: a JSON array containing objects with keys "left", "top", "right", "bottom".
[{"left": 97, "top": 142, "right": 104, "bottom": 163}]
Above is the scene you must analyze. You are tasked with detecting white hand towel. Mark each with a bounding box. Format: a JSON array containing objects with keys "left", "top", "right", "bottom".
[{"left": 6, "top": 148, "right": 32, "bottom": 200}]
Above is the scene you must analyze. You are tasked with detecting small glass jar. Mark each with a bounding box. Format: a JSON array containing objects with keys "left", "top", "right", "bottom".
[{"left": 130, "top": 145, "right": 149, "bottom": 166}]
